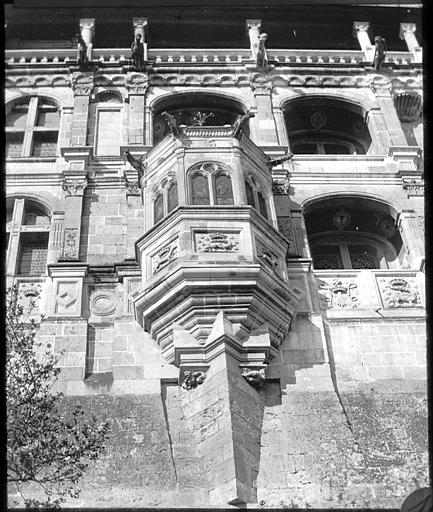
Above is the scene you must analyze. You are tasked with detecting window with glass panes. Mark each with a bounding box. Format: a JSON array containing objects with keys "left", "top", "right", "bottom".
[
  {"left": 6, "top": 198, "right": 51, "bottom": 277},
  {"left": 6, "top": 97, "right": 60, "bottom": 158}
]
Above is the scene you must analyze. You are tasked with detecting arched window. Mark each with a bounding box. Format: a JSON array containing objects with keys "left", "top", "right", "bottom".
[
  {"left": 191, "top": 174, "right": 210, "bottom": 205},
  {"left": 244, "top": 176, "right": 269, "bottom": 220},
  {"left": 167, "top": 182, "right": 178, "bottom": 213},
  {"left": 6, "top": 97, "right": 60, "bottom": 158},
  {"left": 152, "top": 179, "right": 178, "bottom": 225},
  {"left": 305, "top": 201, "right": 403, "bottom": 270},
  {"left": 188, "top": 162, "right": 234, "bottom": 206},
  {"left": 283, "top": 97, "right": 371, "bottom": 155},
  {"left": 6, "top": 197, "right": 51, "bottom": 276},
  {"left": 153, "top": 193, "right": 164, "bottom": 223},
  {"left": 152, "top": 94, "right": 246, "bottom": 145},
  {"left": 215, "top": 174, "right": 234, "bottom": 205}
]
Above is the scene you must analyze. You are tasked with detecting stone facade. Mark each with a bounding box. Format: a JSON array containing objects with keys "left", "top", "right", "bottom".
[{"left": 5, "top": 4, "right": 426, "bottom": 508}]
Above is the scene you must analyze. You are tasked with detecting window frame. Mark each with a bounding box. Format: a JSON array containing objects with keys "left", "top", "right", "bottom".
[
  {"left": 6, "top": 96, "right": 60, "bottom": 158},
  {"left": 244, "top": 175, "right": 269, "bottom": 220},
  {"left": 152, "top": 179, "right": 178, "bottom": 225},
  {"left": 188, "top": 164, "right": 234, "bottom": 207}
]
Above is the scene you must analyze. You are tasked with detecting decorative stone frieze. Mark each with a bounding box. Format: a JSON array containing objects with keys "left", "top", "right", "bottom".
[
  {"left": 152, "top": 240, "right": 178, "bottom": 274},
  {"left": 394, "top": 91, "right": 422, "bottom": 122},
  {"left": 319, "top": 278, "right": 359, "bottom": 309},
  {"left": 402, "top": 177, "right": 424, "bottom": 197},
  {"left": 195, "top": 232, "right": 239, "bottom": 253},
  {"left": 377, "top": 276, "right": 420, "bottom": 308}
]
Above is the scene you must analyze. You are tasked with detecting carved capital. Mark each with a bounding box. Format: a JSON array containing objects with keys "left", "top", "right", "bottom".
[
  {"left": 246, "top": 19, "right": 262, "bottom": 31},
  {"left": 71, "top": 72, "right": 94, "bottom": 96},
  {"left": 402, "top": 177, "right": 424, "bottom": 197},
  {"left": 80, "top": 18, "right": 95, "bottom": 34},
  {"left": 124, "top": 180, "right": 141, "bottom": 196},
  {"left": 133, "top": 17, "right": 148, "bottom": 31},
  {"left": 250, "top": 75, "right": 272, "bottom": 95},
  {"left": 62, "top": 176, "right": 88, "bottom": 196},
  {"left": 126, "top": 73, "right": 149, "bottom": 95}
]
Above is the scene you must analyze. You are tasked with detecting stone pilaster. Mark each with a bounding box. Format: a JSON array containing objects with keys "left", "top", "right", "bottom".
[
  {"left": 399, "top": 23, "right": 422, "bottom": 63},
  {"left": 70, "top": 72, "right": 94, "bottom": 147},
  {"left": 47, "top": 212, "right": 65, "bottom": 264},
  {"left": 396, "top": 210, "right": 424, "bottom": 271},
  {"left": 126, "top": 72, "right": 149, "bottom": 145},
  {"left": 250, "top": 79, "right": 279, "bottom": 146},
  {"left": 273, "top": 107, "right": 289, "bottom": 147},
  {"left": 372, "top": 85, "right": 407, "bottom": 147},
  {"left": 291, "top": 210, "right": 310, "bottom": 259},
  {"left": 60, "top": 173, "right": 88, "bottom": 261},
  {"left": 365, "top": 108, "right": 392, "bottom": 155},
  {"left": 353, "top": 21, "right": 374, "bottom": 61}
]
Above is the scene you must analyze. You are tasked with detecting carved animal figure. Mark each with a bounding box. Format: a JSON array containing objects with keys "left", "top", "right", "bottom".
[
  {"left": 373, "top": 36, "right": 387, "bottom": 71},
  {"left": 242, "top": 368, "right": 267, "bottom": 388},
  {"left": 232, "top": 111, "right": 255, "bottom": 137},
  {"left": 131, "top": 33, "right": 145, "bottom": 71},
  {"left": 182, "top": 370, "right": 206, "bottom": 390},
  {"left": 256, "top": 33, "right": 268, "bottom": 69},
  {"left": 124, "top": 150, "right": 146, "bottom": 182}
]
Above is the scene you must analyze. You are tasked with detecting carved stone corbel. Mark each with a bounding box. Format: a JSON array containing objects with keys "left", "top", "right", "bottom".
[
  {"left": 241, "top": 366, "right": 267, "bottom": 389},
  {"left": 62, "top": 176, "right": 88, "bottom": 196},
  {"left": 126, "top": 72, "right": 149, "bottom": 96},
  {"left": 71, "top": 72, "right": 94, "bottom": 96}
]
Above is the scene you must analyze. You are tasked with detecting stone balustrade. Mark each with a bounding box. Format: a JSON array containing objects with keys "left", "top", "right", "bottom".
[{"left": 5, "top": 47, "right": 418, "bottom": 67}]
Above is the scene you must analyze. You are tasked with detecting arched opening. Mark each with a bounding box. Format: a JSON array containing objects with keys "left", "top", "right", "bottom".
[
  {"left": 283, "top": 96, "right": 371, "bottom": 155},
  {"left": 152, "top": 92, "right": 247, "bottom": 145},
  {"left": 304, "top": 196, "right": 403, "bottom": 270}
]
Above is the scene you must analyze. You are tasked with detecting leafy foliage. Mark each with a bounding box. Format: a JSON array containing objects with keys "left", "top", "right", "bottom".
[{"left": 6, "top": 286, "right": 109, "bottom": 508}]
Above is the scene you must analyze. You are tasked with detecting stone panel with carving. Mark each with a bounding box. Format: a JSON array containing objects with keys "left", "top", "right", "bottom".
[
  {"left": 377, "top": 276, "right": 421, "bottom": 308},
  {"left": 17, "top": 281, "right": 43, "bottom": 316},
  {"left": 195, "top": 232, "right": 239, "bottom": 253},
  {"left": 125, "top": 278, "right": 141, "bottom": 314},
  {"left": 63, "top": 228, "right": 80, "bottom": 259},
  {"left": 318, "top": 278, "right": 359, "bottom": 309},
  {"left": 152, "top": 239, "right": 178, "bottom": 274},
  {"left": 55, "top": 281, "right": 79, "bottom": 314}
]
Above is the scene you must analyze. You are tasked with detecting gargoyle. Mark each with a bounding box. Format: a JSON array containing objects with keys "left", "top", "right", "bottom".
[
  {"left": 232, "top": 110, "right": 255, "bottom": 137},
  {"left": 182, "top": 370, "right": 206, "bottom": 390},
  {"left": 266, "top": 152, "right": 294, "bottom": 169},
  {"left": 124, "top": 150, "right": 146, "bottom": 182}
]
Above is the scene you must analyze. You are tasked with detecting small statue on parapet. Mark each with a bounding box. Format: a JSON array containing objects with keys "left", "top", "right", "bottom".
[
  {"left": 373, "top": 36, "right": 387, "bottom": 71},
  {"left": 124, "top": 150, "right": 146, "bottom": 182},
  {"left": 232, "top": 110, "right": 255, "bottom": 137},
  {"left": 75, "top": 33, "right": 88, "bottom": 69},
  {"left": 256, "top": 33, "right": 268, "bottom": 70},
  {"left": 162, "top": 111, "right": 182, "bottom": 137},
  {"left": 182, "top": 370, "right": 206, "bottom": 390},
  {"left": 131, "top": 33, "right": 145, "bottom": 71}
]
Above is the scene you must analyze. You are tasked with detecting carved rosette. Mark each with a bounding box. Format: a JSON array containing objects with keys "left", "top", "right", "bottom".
[
  {"left": 89, "top": 290, "right": 118, "bottom": 316},
  {"left": 152, "top": 240, "right": 178, "bottom": 274},
  {"left": 62, "top": 228, "right": 80, "bottom": 259},
  {"left": 377, "top": 277, "right": 420, "bottom": 308},
  {"left": 195, "top": 232, "right": 239, "bottom": 253},
  {"left": 319, "top": 278, "right": 359, "bottom": 309}
]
